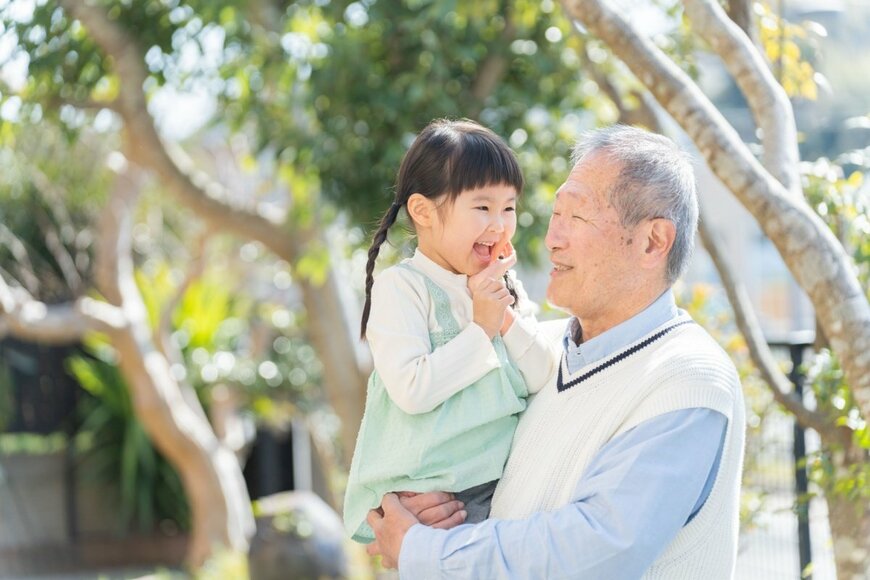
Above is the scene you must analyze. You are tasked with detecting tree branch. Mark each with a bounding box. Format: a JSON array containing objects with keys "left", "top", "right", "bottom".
[
  {"left": 94, "top": 147, "right": 255, "bottom": 565},
  {"left": 581, "top": 47, "right": 661, "bottom": 130},
  {"left": 60, "top": 0, "right": 370, "bottom": 460},
  {"left": 682, "top": 0, "right": 801, "bottom": 195},
  {"left": 36, "top": 213, "right": 84, "bottom": 296},
  {"left": 57, "top": 0, "right": 296, "bottom": 261},
  {"left": 157, "top": 229, "right": 211, "bottom": 362},
  {"left": 51, "top": 94, "right": 122, "bottom": 114},
  {"left": 725, "top": 0, "right": 759, "bottom": 48},
  {"left": 560, "top": 0, "right": 870, "bottom": 424},
  {"left": 0, "top": 225, "right": 40, "bottom": 295},
  {"left": 469, "top": 0, "right": 516, "bottom": 116},
  {"left": 30, "top": 166, "right": 86, "bottom": 295},
  {"left": 698, "top": 217, "right": 848, "bottom": 443},
  {"left": 0, "top": 275, "right": 126, "bottom": 343},
  {"left": 94, "top": 153, "right": 140, "bottom": 306}
]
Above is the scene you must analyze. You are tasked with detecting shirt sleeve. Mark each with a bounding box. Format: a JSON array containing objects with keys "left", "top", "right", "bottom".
[
  {"left": 500, "top": 272, "right": 559, "bottom": 395},
  {"left": 366, "top": 267, "right": 502, "bottom": 415},
  {"left": 398, "top": 408, "right": 728, "bottom": 579}
]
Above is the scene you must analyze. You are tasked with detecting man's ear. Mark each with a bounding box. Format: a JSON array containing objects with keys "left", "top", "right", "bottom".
[
  {"left": 407, "top": 193, "right": 437, "bottom": 228},
  {"left": 640, "top": 218, "right": 676, "bottom": 270}
]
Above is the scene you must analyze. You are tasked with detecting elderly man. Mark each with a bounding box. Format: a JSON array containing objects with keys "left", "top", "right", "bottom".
[{"left": 367, "top": 125, "right": 745, "bottom": 579}]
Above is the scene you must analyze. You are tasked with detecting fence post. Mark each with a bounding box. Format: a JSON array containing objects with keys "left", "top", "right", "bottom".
[
  {"left": 789, "top": 342, "right": 812, "bottom": 578},
  {"left": 766, "top": 332, "right": 815, "bottom": 577}
]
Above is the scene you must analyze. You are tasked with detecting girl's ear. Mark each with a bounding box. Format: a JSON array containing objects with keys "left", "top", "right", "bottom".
[{"left": 407, "top": 193, "right": 436, "bottom": 227}]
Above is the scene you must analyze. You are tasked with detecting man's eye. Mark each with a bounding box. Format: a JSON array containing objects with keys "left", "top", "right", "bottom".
[{"left": 572, "top": 215, "right": 588, "bottom": 222}]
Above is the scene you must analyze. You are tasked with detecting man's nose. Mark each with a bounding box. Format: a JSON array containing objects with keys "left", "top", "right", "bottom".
[{"left": 545, "top": 223, "right": 564, "bottom": 251}]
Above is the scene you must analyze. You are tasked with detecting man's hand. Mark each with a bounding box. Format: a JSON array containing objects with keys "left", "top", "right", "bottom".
[
  {"left": 366, "top": 492, "right": 468, "bottom": 569},
  {"left": 396, "top": 491, "right": 467, "bottom": 527},
  {"left": 366, "top": 494, "right": 420, "bottom": 569},
  {"left": 469, "top": 248, "right": 517, "bottom": 339}
]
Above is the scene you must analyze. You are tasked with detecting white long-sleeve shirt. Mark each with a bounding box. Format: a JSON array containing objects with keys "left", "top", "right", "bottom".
[{"left": 366, "top": 249, "right": 557, "bottom": 415}]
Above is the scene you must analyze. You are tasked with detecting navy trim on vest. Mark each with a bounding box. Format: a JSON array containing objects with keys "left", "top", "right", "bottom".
[{"left": 557, "top": 320, "right": 695, "bottom": 392}]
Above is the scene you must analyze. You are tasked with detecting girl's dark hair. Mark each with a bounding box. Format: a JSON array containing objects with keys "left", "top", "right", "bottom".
[{"left": 360, "top": 118, "right": 524, "bottom": 340}]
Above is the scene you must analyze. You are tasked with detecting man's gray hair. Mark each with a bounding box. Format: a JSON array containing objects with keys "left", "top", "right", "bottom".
[{"left": 571, "top": 125, "right": 699, "bottom": 284}]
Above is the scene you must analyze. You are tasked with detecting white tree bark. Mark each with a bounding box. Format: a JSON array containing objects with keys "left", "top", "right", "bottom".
[
  {"left": 560, "top": 0, "right": 870, "bottom": 422},
  {"left": 98, "top": 172, "right": 255, "bottom": 566},
  {"left": 697, "top": 218, "right": 847, "bottom": 442},
  {"left": 0, "top": 282, "right": 125, "bottom": 342},
  {"left": 682, "top": 0, "right": 801, "bottom": 195}
]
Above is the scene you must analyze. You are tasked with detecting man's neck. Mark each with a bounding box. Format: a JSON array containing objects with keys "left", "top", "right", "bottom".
[{"left": 574, "top": 287, "right": 670, "bottom": 343}]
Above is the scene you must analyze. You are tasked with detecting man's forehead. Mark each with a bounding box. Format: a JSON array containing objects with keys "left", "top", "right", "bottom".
[
  {"left": 556, "top": 154, "right": 617, "bottom": 203},
  {"left": 555, "top": 177, "right": 595, "bottom": 204}
]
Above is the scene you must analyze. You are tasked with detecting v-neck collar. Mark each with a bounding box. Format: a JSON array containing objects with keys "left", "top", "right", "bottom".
[{"left": 556, "top": 315, "right": 695, "bottom": 393}]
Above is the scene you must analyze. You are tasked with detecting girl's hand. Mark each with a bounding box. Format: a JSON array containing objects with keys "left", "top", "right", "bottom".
[
  {"left": 500, "top": 307, "right": 516, "bottom": 336},
  {"left": 468, "top": 252, "right": 517, "bottom": 339}
]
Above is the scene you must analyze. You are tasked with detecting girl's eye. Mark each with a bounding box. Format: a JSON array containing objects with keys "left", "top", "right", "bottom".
[
  {"left": 475, "top": 206, "right": 489, "bottom": 211},
  {"left": 505, "top": 207, "right": 516, "bottom": 212}
]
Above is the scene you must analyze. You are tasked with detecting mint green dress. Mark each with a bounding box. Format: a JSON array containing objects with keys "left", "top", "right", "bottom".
[{"left": 344, "top": 264, "right": 529, "bottom": 543}]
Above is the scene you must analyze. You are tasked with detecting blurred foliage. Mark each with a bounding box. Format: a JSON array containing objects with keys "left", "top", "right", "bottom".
[
  {"left": 0, "top": 123, "right": 112, "bottom": 303},
  {"left": 801, "top": 152, "right": 870, "bottom": 500},
  {"left": 69, "top": 346, "right": 191, "bottom": 532},
  {"left": 137, "top": 256, "right": 325, "bottom": 410},
  {"left": 65, "top": 254, "right": 326, "bottom": 531},
  {"left": 676, "top": 281, "right": 775, "bottom": 534},
  {"left": 0, "top": 431, "right": 68, "bottom": 454},
  {"left": 195, "top": 549, "right": 250, "bottom": 580},
  {"left": 757, "top": 2, "right": 821, "bottom": 100},
  {"left": 0, "top": 0, "right": 618, "bottom": 265}
]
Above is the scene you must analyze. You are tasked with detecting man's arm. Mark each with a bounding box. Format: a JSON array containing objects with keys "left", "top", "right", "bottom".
[{"left": 373, "top": 407, "right": 727, "bottom": 579}]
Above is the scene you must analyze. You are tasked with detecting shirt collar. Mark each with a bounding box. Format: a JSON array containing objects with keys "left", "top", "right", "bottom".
[
  {"left": 408, "top": 248, "right": 469, "bottom": 293},
  {"left": 562, "top": 290, "right": 679, "bottom": 374}
]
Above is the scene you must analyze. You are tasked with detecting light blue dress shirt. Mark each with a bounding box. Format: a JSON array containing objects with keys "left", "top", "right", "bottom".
[{"left": 398, "top": 291, "right": 728, "bottom": 579}]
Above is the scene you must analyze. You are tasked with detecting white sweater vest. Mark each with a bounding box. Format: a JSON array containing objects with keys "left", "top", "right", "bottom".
[{"left": 491, "top": 313, "right": 746, "bottom": 579}]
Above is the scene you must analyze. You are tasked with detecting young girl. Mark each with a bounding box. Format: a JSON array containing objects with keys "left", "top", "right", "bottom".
[{"left": 344, "top": 119, "right": 557, "bottom": 543}]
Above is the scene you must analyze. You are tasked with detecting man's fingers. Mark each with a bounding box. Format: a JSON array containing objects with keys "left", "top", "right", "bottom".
[
  {"left": 366, "top": 540, "right": 381, "bottom": 556},
  {"left": 366, "top": 507, "right": 384, "bottom": 529},
  {"left": 400, "top": 491, "right": 456, "bottom": 515},
  {"left": 381, "top": 492, "right": 402, "bottom": 512},
  {"left": 430, "top": 508, "right": 468, "bottom": 530},
  {"left": 416, "top": 499, "right": 465, "bottom": 526}
]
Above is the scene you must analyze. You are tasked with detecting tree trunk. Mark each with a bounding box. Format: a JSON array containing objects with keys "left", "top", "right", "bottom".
[
  {"left": 113, "top": 329, "right": 256, "bottom": 566},
  {"left": 100, "top": 168, "right": 256, "bottom": 567},
  {"left": 58, "top": 0, "right": 369, "bottom": 466},
  {"left": 825, "top": 475, "right": 870, "bottom": 579},
  {"left": 560, "top": 0, "right": 870, "bottom": 453}
]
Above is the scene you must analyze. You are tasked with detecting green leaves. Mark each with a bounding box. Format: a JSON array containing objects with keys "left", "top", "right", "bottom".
[{"left": 68, "top": 347, "right": 191, "bottom": 532}]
